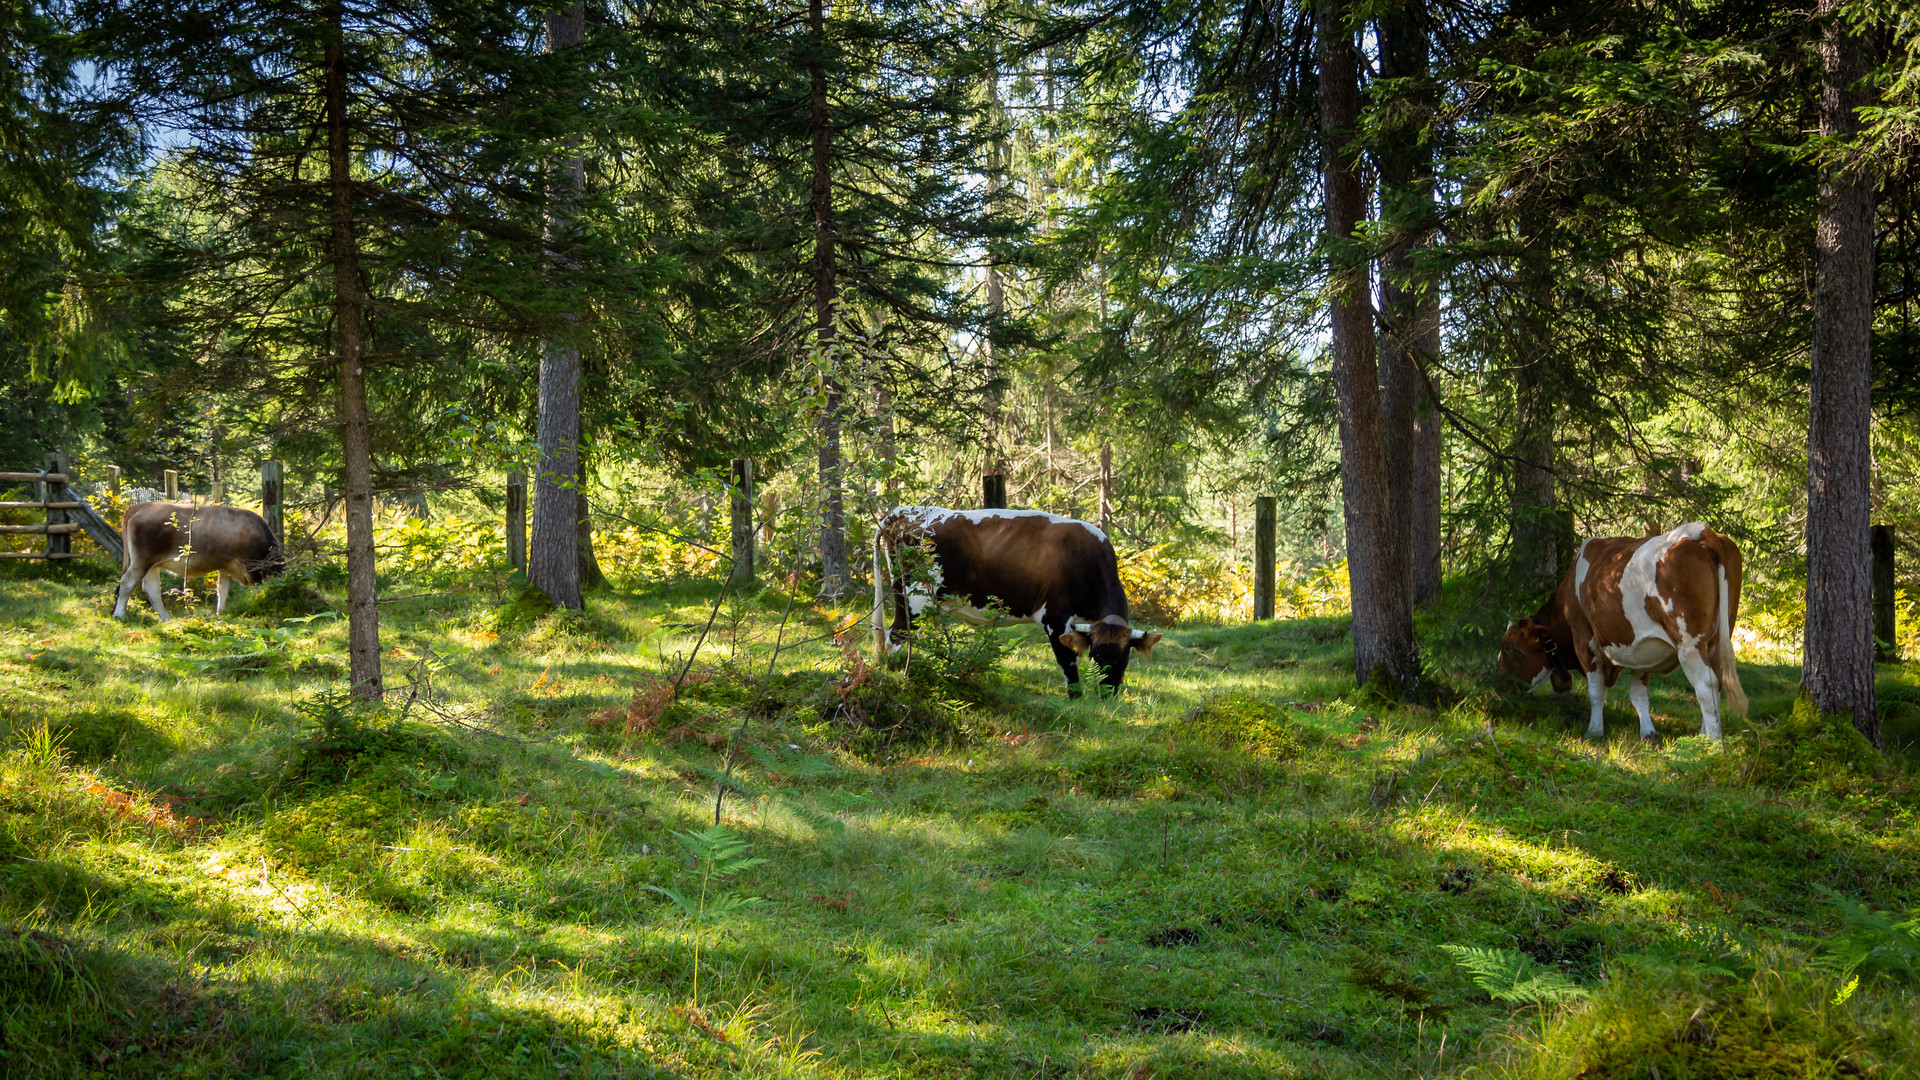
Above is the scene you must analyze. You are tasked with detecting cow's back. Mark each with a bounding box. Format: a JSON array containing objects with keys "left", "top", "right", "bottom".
[
  {"left": 892, "top": 507, "right": 1126, "bottom": 621},
  {"left": 122, "top": 502, "right": 278, "bottom": 579}
]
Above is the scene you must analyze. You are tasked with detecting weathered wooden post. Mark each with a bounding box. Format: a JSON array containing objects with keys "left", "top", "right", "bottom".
[
  {"left": 506, "top": 470, "right": 527, "bottom": 572},
  {"left": 107, "top": 465, "right": 121, "bottom": 505},
  {"left": 728, "top": 458, "right": 755, "bottom": 587},
  {"left": 210, "top": 478, "right": 225, "bottom": 504},
  {"left": 1873, "top": 523, "right": 1896, "bottom": 662},
  {"left": 1254, "top": 496, "right": 1276, "bottom": 621},
  {"left": 261, "top": 461, "right": 285, "bottom": 546},
  {"left": 43, "top": 452, "right": 70, "bottom": 558},
  {"left": 982, "top": 472, "right": 1006, "bottom": 510},
  {"left": 163, "top": 469, "right": 178, "bottom": 501}
]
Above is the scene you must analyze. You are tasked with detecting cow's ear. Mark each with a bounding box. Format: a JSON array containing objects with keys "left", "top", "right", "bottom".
[
  {"left": 1131, "top": 632, "right": 1162, "bottom": 656},
  {"left": 1058, "top": 631, "right": 1091, "bottom": 655}
]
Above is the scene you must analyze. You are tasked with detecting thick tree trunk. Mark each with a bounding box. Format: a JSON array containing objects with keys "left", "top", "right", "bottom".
[
  {"left": 1318, "top": 0, "right": 1418, "bottom": 691},
  {"left": 1805, "top": 0, "right": 1879, "bottom": 745},
  {"left": 1510, "top": 355, "right": 1558, "bottom": 595},
  {"left": 530, "top": 2, "right": 586, "bottom": 611},
  {"left": 810, "top": 0, "right": 846, "bottom": 599},
  {"left": 325, "top": 9, "right": 381, "bottom": 699},
  {"left": 1376, "top": 0, "right": 1442, "bottom": 607}
]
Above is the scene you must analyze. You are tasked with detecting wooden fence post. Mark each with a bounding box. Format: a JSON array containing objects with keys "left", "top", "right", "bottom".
[
  {"left": 107, "top": 465, "right": 121, "bottom": 505},
  {"left": 1254, "top": 496, "right": 1276, "bottom": 621},
  {"left": 506, "top": 470, "right": 527, "bottom": 572},
  {"left": 261, "top": 461, "right": 284, "bottom": 546},
  {"left": 163, "top": 469, "right": 178, "bottom": 501},
  {"left": 211, "top": 479, "right": 225, "bottom": 504},
  {"left": 729, "top": 458, "right": 755, "bottom": 587},
  {"left": 1873, "top": 523, "right": 1896, "bottom": 662},
  {"left": 43, "top": 452, "right": 70, "bottom": 558},
  {"left": 982, "top": 473, "right": 1006, "bottom": 510}
]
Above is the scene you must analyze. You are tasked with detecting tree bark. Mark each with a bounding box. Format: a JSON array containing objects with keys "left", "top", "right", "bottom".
[
  {"left": 1805, "top": 0, "right": 1879, "bottom": 745},
  {"left": 576, "top": 457, "right": 606, "bottom": 590},
  {"left": 1318, "top": 0, "right": 1418, "bottom": 691},
  {"left": 1376, "top": 0, "right": 1442, "bottom": 607},
  {"left": 1508, "top": 210, "right": 1560, "bottom": 597},
  {"left": 530, "top": 2, "right": 586, "bottom": 611},
  {"left": 810, "top": 0, "right": 847, "bottom": 599},
  {"left": 325, "top": 6, "right": 381, "bottom": 699},
  {"left": 980, "top": 44, "right": 1008, "bottom": 498}
]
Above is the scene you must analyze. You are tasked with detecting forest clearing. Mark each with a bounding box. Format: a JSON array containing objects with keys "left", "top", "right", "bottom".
[
  {"left": 6, "top": 0, "right": 1920, "bottom": 1075},
  {"left": 4, "top": 508, "right": 1920, "bottom": 1078}
]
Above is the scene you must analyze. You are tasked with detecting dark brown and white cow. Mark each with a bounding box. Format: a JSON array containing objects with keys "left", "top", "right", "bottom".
[
  {"left": 113, "top": 502, "right": 285, "bottom": 621},
  {"left": 1497, "top": 522, "right": 1747, "bottom": 740},
  {"left": 872, "top": 506, "right": 1161, "bottom": 697}
]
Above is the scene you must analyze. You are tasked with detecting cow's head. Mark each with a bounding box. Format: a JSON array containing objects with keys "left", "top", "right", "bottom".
[
  {"left": 1497, "top": 617, "right": 1572, "bottom": 693},
  {"left": 1059, "top": 615, "right": 1162, "bottom": 695},
  {"left": 244, "top": 543, "right": 288, "bottom": 585}
]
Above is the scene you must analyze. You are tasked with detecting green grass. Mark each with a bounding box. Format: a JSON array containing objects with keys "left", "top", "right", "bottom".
[{"left": 3, "top": 557, "right": 1918, "bottom": 1078}]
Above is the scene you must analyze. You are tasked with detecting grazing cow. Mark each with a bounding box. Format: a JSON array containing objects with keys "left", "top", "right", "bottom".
[
  {"left": 873, "top": 506, "right": 1161, "bottom": 697},
  {"left": 1497, "top": 522, "right": 1747, "bottom": 740},
  {"left": 113, "top": 502, "right": 285, "bottom": 621}
]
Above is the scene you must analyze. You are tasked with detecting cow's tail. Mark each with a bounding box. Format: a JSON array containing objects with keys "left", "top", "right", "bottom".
[{"left": 1716, "top": 557, "right": 1748, "bottom": 720}]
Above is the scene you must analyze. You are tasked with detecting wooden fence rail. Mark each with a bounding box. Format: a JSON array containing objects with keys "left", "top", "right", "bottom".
[{"left": 0, "top": 452, "right": 123, "bottom": 565}]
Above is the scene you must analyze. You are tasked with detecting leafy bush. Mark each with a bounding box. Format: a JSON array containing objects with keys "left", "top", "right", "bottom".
[{"left": 908, "top": 613, "right": 1017, "bottom": 698}]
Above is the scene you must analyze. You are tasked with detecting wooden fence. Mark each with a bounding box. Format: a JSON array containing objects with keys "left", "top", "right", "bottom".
[{"left": 0, "top": 452, "right": 124, "bottom": 565}]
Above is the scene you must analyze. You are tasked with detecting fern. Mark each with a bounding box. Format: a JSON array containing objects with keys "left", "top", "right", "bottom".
[
  {"left": 643, "top": 825, "right": 770, "bottom": 1008},
  {"left": 1440, "top": 944, "right": 1587, "bottom": 1005},
  {"left": 1816, "top": 888, "right": 1920, "bottom": 981}
]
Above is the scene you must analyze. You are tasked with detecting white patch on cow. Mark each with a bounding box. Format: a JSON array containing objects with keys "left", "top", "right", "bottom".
[
  {"left": 1602, "top": 637, "right": 1677, "bottom": 671},
  {"left": 888, "top": 504, "right": 1108, "bottom": 544},
  {"left": 1530, "top": 668, "right": 1551, "bottom": 690},
  {"left": 906, "top": 584, "right": 931, "bottom": 615},
  {"left": 1573, "top": 538, "right": 1596, "bottom": 597},
  {"left": 1031, "top": 603, "right": 1047, "bottom": 627},
  {"left": 941, "top": 600, "right": 1034, "bottom": 629},
  {"left": 1606, "top": 524, "right": 1709, "bottom": 667}
]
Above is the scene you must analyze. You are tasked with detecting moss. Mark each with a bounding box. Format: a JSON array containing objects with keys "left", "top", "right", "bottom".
[
  {"left": 1747, "top": 695, "right": 1888, "bottom": 791},
  {"left": 1171, "top": 691, "right": 1326, "bottom": 760}
]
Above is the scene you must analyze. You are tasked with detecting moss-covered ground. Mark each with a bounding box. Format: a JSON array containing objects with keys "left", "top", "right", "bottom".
[{"left": 3, "top": 556, "right": 1918, "bottom": 1078}]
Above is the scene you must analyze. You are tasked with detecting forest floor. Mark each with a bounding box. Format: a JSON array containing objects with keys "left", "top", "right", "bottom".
[{"left": 3, "top": 557, "right": 1920, "bottom": 1079}]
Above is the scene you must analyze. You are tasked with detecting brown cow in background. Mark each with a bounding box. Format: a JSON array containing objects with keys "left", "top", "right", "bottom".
[
  {"left": 1498, "top": 522, "right": 1746, "bottom": 740},
  {"left": 113, "top": 502, "right": 284, "bottom": 621}
]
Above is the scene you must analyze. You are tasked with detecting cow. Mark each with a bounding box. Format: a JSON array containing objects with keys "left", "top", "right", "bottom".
[
  {"left": 872, "top": 506, "right": 1162, "bottom": 697},
  {"left": 1497, "top": 522, "right": 1747, "bottom": 741},
  {"left": 113, "top": 502, "right": 285, "bottom": 621}
]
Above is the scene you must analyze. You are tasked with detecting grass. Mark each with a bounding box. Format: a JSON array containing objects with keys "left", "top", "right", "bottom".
[{"left": 3, "top": 551, "right": 1918, "bottom": 1079}]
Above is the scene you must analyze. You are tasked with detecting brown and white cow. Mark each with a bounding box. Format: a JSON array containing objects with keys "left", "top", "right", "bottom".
[
  {"left": 873, "top": 506, "right": 1162, "bottom": 697},
  {"left": 113, "top": 502, "right": 285, "bottom": 621},
  {"left": 1497, "top": 522, "right": 1747, "bottom": 740}
]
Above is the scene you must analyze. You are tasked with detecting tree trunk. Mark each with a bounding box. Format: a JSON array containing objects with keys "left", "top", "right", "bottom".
[
  {"left": 1805, "top": 0, "right": 1879, "bottom": 745},
  {"left": 576, "top": 457, "right": 606, "bottom": 590},
  {"left": 1318, "top": 0, "right": 1418, "bottom": 692},
  {"left": 530, "top": 2, "right": 586, "bottom": 611},
  {"left": 1376, "top": 0, "right": 1442, "bottom": 607},
  {"left": 810, "top": 0, "right": 846, "bottom": 599},
  {"left": 1510, "top": 354, "right": 1559, "bottom": 596},
  {"left": 325, "top": 7, "right": 381, "bottom": 699},
  {"left": 1509, "top": 210, "right": 1560, "bottom": 598},
  {"left": 980, "top": 47, "right": 1008, "bottom": 497}
]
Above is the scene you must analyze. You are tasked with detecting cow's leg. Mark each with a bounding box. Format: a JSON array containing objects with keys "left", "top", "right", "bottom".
[
  {"left": 1629, "top": 671, "right": 1655, "bottom": 739},
  {"left": 113, "top": 563, "right": 143, "bottom": 619},
  {"left": 1585, "top": 670, "right": 1607, "bottom": 739},
  {"left": 1049, "top": 633, "right": 1084, "bottom": 699},
  {"left": 1677, "top": 643, "right": 1722, "bottom": 740},
  {"left": 215, "top": 572, "right": 232, "bottom": 615},
  {"left": 142, "top": 568, "right": 172, "bottom": 622}
]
